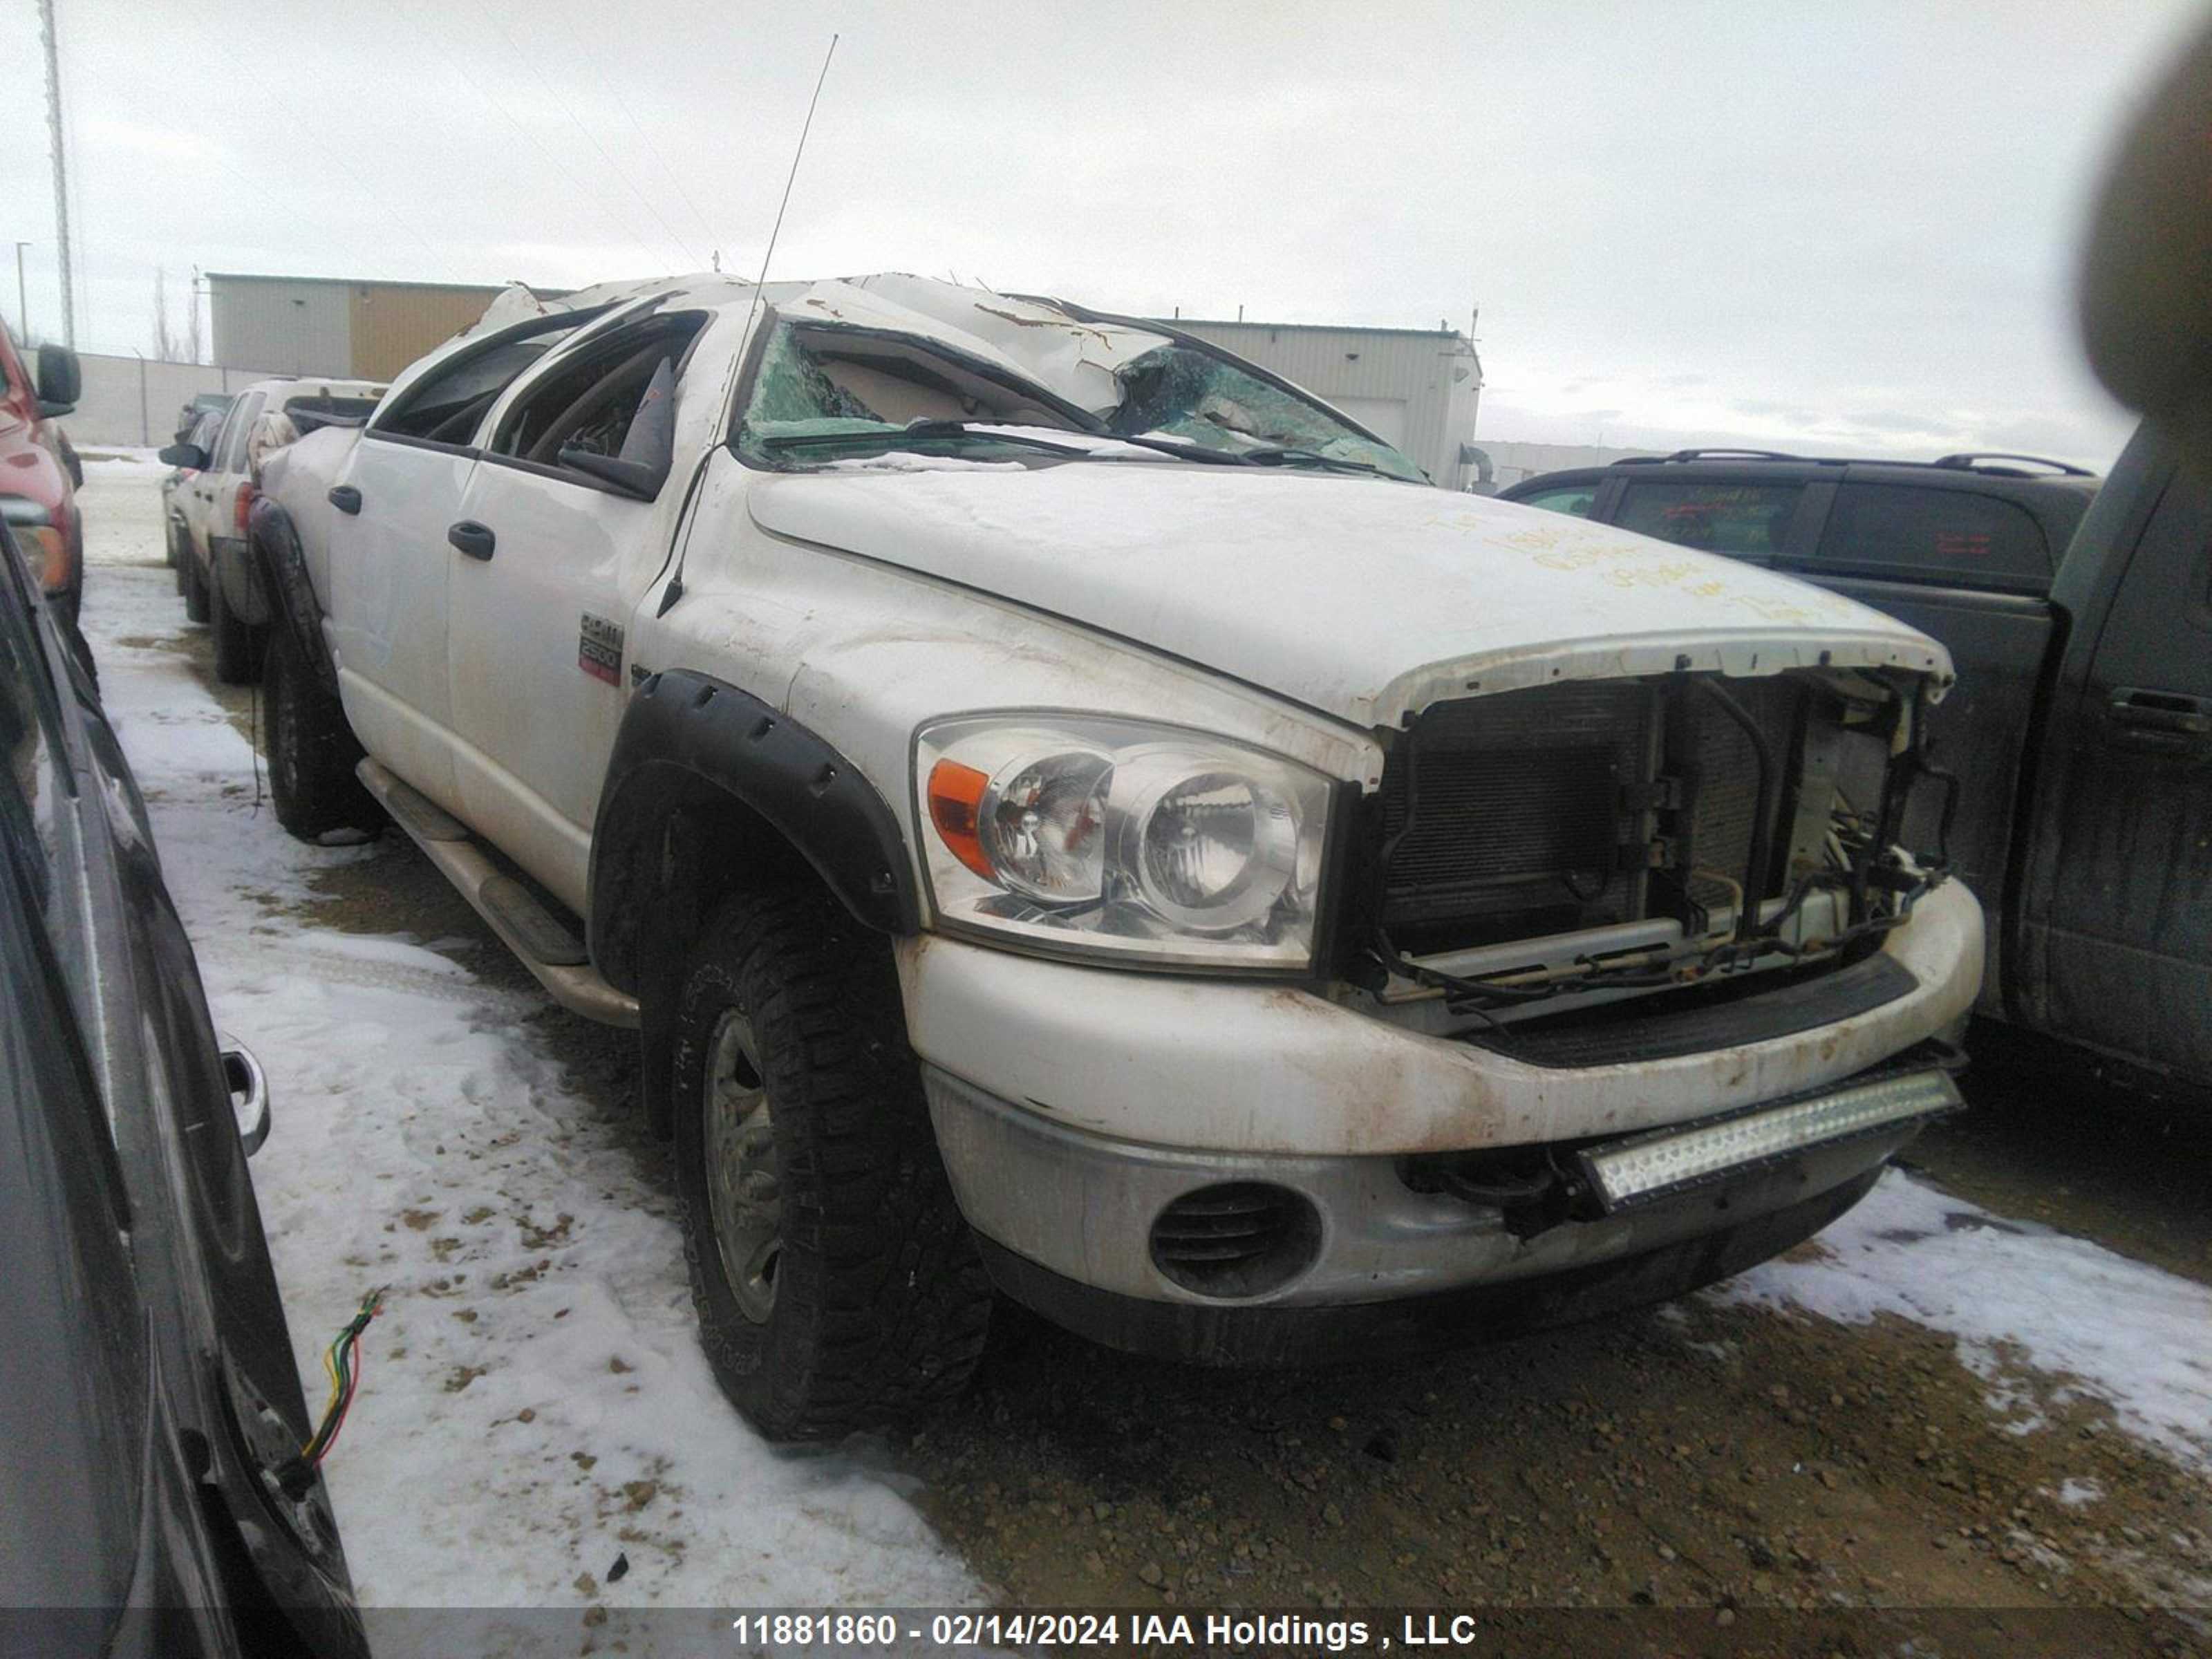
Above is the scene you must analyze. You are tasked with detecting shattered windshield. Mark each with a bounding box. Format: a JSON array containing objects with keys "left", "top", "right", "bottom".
[
  {"left": 1105, "top": 344, "right": 1427, "bottom": 482},
  {"left": 737, "top": 321, "right": 1098, "bottom": 465},
  {"left": 736, "top": 317, "right": 1427, "bottom": 482}
]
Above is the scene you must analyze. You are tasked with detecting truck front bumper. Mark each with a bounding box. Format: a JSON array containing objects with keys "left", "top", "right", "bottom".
[
  {"left": 925, "top": 1057, "right": 1952, "bottom": 1361},
  {"left": 899, "top": 880, "right": 1982, "bottom": 1358}
]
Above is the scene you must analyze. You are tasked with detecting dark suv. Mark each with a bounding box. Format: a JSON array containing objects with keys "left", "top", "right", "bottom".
[{"left": 1500, "top": 449, "right": 2097, "bottom": 598}]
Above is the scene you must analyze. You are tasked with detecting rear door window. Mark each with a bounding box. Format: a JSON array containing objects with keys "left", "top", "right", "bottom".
[
  {"left": 1811, "top": 482, "right": 2051, "bottom": 592},
  {"left": 1615, "top": 481, "right": 1803, "bottom": 559},
  {"left": 373, "top": 306, "right": 612, "bottom": 446},
  {"left": 214, "top": 393, "right": 263, "bottom": 473},
  {"left": 1515, "top": 482, "right": 1600, "bottom": 518}
]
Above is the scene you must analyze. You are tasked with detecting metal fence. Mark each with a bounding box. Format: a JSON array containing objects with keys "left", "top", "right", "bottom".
[{"left": 63, "top": 353, "right": 285, "bottom": 449}]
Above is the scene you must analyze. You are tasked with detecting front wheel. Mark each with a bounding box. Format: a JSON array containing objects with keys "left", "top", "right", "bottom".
[
  {"left": 264, "top": 625, "right": 379, "bottom": 842},
  {"left": 669, "top": 888, "right": 992, "bottom": 1441}
]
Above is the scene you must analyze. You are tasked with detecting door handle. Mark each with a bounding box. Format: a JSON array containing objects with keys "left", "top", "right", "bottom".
[
  {"left": 2108, "top": 687, "right": 2212, "bottom": 753},
  {"left": 447, "top": 520, "right": 496, "bottom": 561},
  {"left": 218, "top": 1033, "right": 271, "bottom": 1157},
  {"left": 328, "top": 485, "right": 362, "bottom": 515}
]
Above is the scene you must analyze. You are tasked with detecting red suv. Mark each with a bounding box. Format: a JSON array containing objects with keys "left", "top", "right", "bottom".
[{"left": 0, "top": 321, "right": 84, "bottom": 625}]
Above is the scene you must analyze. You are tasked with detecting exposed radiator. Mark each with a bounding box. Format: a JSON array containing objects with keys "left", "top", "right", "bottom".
[
  {"left": 1374, "top": 675, "right": 1812, "bottom": 955},
  {"left": 1376, "top": 681, "right": 1653, "bottom": 953},
  {"left": 1683, "top": 675, "right": 1804, "bottom": 913}
]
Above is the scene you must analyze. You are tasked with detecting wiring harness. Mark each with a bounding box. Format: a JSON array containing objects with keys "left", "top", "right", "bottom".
[{"left": 276, "top": 1287, "right": 386, "bottom": 1499}]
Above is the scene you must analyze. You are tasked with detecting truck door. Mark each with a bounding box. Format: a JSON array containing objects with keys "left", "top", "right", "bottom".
[
  {"left": 2029, "top": 441, "right": 2212, "bottom": 1090},
  {"left": 324, "top": 316, "right": 602, "bottom": 821},
  {"left": 443, "top": 310, "right": 708, "bottom": 914},
  {"left": 324, "top": 427, "right": 475, "bottom": 816}
]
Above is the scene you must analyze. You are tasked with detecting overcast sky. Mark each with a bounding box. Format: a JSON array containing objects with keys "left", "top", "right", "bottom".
[{"left": 2, "top": 0, "right": 2198, "bottom": 467}]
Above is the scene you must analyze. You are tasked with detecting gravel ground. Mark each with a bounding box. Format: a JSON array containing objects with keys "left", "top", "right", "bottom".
[{"left": 73, "top": 456, "right": 2210, "bottom": 1655}]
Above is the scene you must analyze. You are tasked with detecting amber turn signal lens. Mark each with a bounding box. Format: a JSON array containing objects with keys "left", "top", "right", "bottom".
[
  {"left": 24, "top": 526, "right": 67, "bottom": 593},
  {"left": 926, "top": 758, "right": 995, "bottom": 881}
]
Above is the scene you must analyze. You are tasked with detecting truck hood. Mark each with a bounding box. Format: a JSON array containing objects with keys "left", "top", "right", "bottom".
[{"left": 746, "top": 464, "right": 1951, "bottom": 727}]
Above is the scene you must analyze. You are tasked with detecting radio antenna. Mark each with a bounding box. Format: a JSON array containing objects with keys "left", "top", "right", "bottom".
[
  {"left": 740, "top": 33, "right": 837, "bottom": 346},
  {"left": 659, "top": 33, "right": 838, "bottom": 619}
]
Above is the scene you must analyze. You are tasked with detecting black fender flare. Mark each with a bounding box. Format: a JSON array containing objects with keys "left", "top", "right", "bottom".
[
  {"left": 587, "top": 669, "right": 918, "bottom": 1000},
  {"left": 247, "top": 497, "right": 339, "bottom": 697}
]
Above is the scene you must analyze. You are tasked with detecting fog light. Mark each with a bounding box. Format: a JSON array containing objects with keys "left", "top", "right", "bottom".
[
  {"left": 1577, "top": 1069, "right": 1960, "bottom": 1211},
  {"left": 1150, "top": 1182, "right": 1322, "bottom": 1299}
]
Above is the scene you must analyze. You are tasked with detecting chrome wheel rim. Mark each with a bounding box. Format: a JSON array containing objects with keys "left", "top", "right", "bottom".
[{"left": 703, "top": 1009, "right": 780, "bottom": 1323}]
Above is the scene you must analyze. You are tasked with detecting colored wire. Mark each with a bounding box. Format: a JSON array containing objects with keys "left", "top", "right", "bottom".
[{"left": 299, "top": 1287, "right": 386, "bottom": 1468}]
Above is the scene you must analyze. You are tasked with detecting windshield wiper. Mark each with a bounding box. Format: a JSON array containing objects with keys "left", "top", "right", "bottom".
[
  {"left": 1101, "top": 433, "right": 1264, "bottom": 466},
  {"left": 754, "top": 419, "right": 1098, "bottom": 459},
  {"left": 1234, "top": 447, "right": 1398, "bottom": 478}
]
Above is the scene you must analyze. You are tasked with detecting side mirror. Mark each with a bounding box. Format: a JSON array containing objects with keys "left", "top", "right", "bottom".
[
  {"left": 557, "top": 447, "right": 666, "bottom": 500},
  {"left": 557, "top": 355, "right": 677, "bottom": 500},
  {"left": 158, "top": 442, "right": 209, "bottom": 469},
  {"left": 35, "top": 342, "right": 79, "bottom": 417}
]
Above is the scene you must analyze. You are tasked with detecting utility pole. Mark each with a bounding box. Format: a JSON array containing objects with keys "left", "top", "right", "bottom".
[
  {"left": 13, "top": 243, "right": 28, "bottom": 341},
  {"left": 38, "top": 0, "right": 75, "bottom": 347}
]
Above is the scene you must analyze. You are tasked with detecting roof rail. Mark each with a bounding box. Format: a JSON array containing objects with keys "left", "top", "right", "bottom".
[
  {"left": 1930, "top": 452, "right": 2094, "bottom": 477},
  {"left": 1616, "top": 448, "right": 1806, "bottom": 466}
]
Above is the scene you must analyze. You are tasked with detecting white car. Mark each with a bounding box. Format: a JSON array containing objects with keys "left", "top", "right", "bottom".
[
  {"left": 256, "top": 273, "right": 1980, "bottom": 1441},
  {"left": 160, "top": 408, "right": 221, "bottom": 591},
  {"left": 164, "top": 376, "right": 384, "bottom": 682}
]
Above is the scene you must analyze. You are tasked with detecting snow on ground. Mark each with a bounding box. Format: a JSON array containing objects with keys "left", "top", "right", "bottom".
[
  {"left": 70, "top": 460, "right": 2212, "bottom": 1627},
  {"left": 79, "top": 447, "right": 171, "bottom": 471},
  {"left": 75, "top": 469, "right": 982, "bottom": 1624},
  {"left": 1719, "top": 1168, "right": 2212, "bottom": 1474}
]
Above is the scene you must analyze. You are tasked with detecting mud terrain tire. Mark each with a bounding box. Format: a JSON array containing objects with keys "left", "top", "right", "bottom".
[
  {"left": 671, "top": 887, "right": 991, "bottom": 1441},
  {"left": 265, "top": 624, "right": 378, "bottom": 841}
]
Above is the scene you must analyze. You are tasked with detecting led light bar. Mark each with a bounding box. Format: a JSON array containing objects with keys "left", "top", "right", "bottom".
[{"left": 1577, "top": 1069, "right": 1961, "bottom": 1211}]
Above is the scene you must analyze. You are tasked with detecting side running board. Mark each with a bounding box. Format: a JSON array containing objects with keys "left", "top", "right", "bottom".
[{"left": 356, "top": 759, "right": 639, "bottom": 1029}]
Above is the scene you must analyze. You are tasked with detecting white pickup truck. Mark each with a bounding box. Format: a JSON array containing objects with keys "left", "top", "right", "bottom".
[{"left": 254, "top": 272, "right": 1980, "bottom": 1441}]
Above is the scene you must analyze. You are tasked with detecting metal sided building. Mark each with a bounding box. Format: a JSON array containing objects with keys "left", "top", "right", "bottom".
[
  {"left": 1167, "top": 318, "right": 1484, "bottom": 491},
  {"left": 207, "top": 274, "right": 509, "bottom": 381}
]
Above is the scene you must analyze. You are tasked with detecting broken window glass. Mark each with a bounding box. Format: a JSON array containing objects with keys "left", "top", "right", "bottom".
[
  {"left": 744, "top": 322, "right": 883, "bottom": 431},
  {"left": 735, "top": 317, "right": 1426, "bottom": 482},
  {"left": 739, "top": 321, "right": 1091, "bottom": 463},
  {"left": 1106, "top": 346, "right": 1427, "bottom": 482}
]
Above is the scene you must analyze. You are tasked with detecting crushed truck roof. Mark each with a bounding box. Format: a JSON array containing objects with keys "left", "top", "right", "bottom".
[{"left": 435, "top": 272, "right": 1181, "bottom": 420}]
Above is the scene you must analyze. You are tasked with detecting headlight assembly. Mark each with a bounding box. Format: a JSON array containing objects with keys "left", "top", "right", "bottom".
[
  {"left": 915, "top": 715, "right": 1335, "bottom": 970},
  {"left": 1, "top": 498, "right": 66, "bottom": 593}
]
